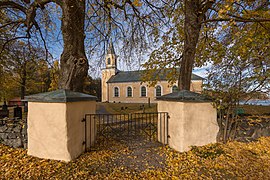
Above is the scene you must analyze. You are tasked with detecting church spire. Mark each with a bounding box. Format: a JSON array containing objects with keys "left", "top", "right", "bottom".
[
  {"left": 105, "top": 41, "right": 117, "bottom": 69},
  {"left": 107, "top": 41, "right": 115, "bottom": 55}
]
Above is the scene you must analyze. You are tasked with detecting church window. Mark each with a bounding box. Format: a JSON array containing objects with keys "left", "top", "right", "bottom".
[
  {"left": 141, "top": 86, "right": 146, "bottom": 97},
  {"left": 114, "top": 87, "right": 119, "bottom": 97},
  {"left": 127, "top": 86, "right": 132, "bottom": 97},
  {"left": 172, "top": 85, "right": 179, "bottom": 93},
  {"left": 107, "top": 58, "right": 111, "bottom": 65},
  {"left": 156, "top": 85, "right": 162, "bottom": 97}
]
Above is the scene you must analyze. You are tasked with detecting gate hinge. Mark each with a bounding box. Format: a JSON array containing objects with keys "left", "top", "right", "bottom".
[{"left": 81, "top": 118, "right": 86, "bottom": 122}]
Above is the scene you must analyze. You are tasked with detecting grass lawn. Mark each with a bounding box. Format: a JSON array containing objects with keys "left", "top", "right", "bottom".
[
  {"left": 97, "top": 102, "right": 157, "bottom": 114},
  {"left": 1, "top": 137, "right": 270, "bottom": 179},
  {"left": 97, "top": 103, "right": 269, "bottom": 116},
  {"left": 240, "top": 105, "right": 270, "bottom": 115}
]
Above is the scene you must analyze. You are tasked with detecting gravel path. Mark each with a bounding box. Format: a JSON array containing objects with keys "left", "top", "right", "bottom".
[
  {"left": 94, "top": 104, "right": 166, "bottom": 172},
  {"left": 92, "top": 136, "right": 166, "bottom": 172}
]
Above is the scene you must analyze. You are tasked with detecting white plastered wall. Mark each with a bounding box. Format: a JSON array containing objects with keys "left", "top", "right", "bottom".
[
  {"left": 157, "top": 101, "right": 219, "bottom": 152},
  {"left": 27, "top": 101, "right": 96, "bottom": 162},
  {"left": 66, "top": 101, "right": 96, "bottom": 160}
]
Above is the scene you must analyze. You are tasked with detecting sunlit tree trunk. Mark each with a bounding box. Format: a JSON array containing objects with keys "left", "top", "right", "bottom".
[
  {"left": 178, "top": 0, "right": 214, "bottom": 90},
  {"left": 59, "top": 0, "right": 89, "bottom": 92}
]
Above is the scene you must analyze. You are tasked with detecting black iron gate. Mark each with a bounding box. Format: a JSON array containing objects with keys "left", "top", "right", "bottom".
[{"left": 83, "top": 112, "right": 168, "bottom": 151}]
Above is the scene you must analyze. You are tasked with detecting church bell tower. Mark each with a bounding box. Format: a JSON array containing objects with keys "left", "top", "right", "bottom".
[
  {"left": 102, "top": 42, "right": 118, "bottom": 102},
  {"left": 105, "top": 42, "right": 117, "bottom": 69}
]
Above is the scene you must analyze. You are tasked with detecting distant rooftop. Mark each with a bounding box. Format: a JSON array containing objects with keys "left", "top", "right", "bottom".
[
  {"left": 107, "top": 69, "right": 204, "bottom": 83},
  {"left": 156, "top": 90, "right": 212, "bottom": 102}
]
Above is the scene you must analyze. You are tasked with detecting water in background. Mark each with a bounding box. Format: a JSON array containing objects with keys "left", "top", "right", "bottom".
[{"left": 240, "top": 99, "right": 270, "bottom": 106}]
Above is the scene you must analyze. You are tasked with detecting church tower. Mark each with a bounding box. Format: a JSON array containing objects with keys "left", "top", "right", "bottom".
[
  {"left": 105, "top": 42, "right": 117, "bottom": 69},
  {"left": 101, "top": 42, "right": 117, "bottom": 102}
]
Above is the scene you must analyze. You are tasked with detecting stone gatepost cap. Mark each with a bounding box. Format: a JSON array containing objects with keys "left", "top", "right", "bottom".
[
  {"left": 156, "top": 90, "right": 212, "bottom": 102},
  {"left": 24, "top": 89, "right": 97, "bottom": 103}
]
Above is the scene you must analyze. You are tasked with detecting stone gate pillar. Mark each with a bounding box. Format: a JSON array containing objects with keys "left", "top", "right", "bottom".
[
  {"left": 156, "top": 90, "right": 219, "bottom": 152},
  {"left": 25, "top": 89, "right": 96, "bottom": 162}
]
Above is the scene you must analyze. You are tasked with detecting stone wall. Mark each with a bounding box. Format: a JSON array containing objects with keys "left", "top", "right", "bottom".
[
  {"left": 0, "top": 119, "right": 27, "bottom": 149},
  {"left": 217, "top": 116, "right": 270, "bottom": 142},
  {"left": 234, "top": 116, "right": 270, "bottom": 142}
]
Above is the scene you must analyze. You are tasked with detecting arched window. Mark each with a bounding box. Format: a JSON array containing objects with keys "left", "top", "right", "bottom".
[
  {"left": 141, "top": 86, "right": 146, "bottom": 97},
  {"left": 172, "top": 85, "right": 179, "bottom": 93},
  {"left": 155, "top": 85, "right": 162, "bottom": 97},
  {"left": 114, "top": 87, "right": 119, "bottom": 97},
  {"left": 107, "top": 58, "right": 111, "bottom": 65},
  {"left": 127, "top": 86, "right": 132, "bottom": 97}
]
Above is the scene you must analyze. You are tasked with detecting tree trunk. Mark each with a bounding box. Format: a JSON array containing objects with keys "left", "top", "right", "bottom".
[
  {"left": 59, "top": 0, "right": 88, "bottom": 92},
  {"left": 178, "top": 0, "right": 214, "bottom": 90},
  {"left": 20, "top": 62, "right": 26, "bottom": 99}
]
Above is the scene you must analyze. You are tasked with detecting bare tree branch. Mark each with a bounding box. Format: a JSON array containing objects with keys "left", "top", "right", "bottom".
[
  {"left": 0, "top": 36, "right": 30, "bottom": 54},
  {"left": 202, "top": 17, "right": 270, "bottom": 24},
  {"left": 0, "top": 1, "right": 26, "bottom": 13},
  {"left": 0, "top": 20, "right": 24, "bottom": 29}
]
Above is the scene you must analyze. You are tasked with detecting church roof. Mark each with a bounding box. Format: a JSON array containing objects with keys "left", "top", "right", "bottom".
[
  {"left": 107, "top": 69, "right": 204, "bottom": 83},
  {"left": 156, "top": 90, "right": 212, "bottom": 102}
]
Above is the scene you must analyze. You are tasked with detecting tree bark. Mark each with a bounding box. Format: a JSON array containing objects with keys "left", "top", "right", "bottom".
[
  {"left": 178, "top": 0, "right": 214, "bottom": 90},
  {"left": 59, "top": 0, "right": 88, "bottom": 92},
  {"left": 20, "top": 62, "right": 26, "bottom": 100}
]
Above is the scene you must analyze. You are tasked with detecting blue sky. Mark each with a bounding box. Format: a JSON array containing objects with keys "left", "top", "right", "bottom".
[{"left": 50, "top": 43, "right": 208, "bottom": 79}]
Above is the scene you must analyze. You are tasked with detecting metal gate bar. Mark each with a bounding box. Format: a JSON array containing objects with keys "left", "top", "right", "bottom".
[{"left": 83, "top": 112, "right": 169, "bottom": 151}]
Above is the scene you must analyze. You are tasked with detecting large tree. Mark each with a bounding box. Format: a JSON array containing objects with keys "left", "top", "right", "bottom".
[
  {"left": 0, "top": 41, "right": 50, "bottom": 100},
  {"left": 0, "top": 0, "right": 168, "bottom": 92},
  {"left": 2, "top": 0, "right": 269, "bottom": 93},
  {"left": 0, "top": 0, "right": 92, "bottom": 91},
  {"left": 143, "top": 0, "right": 270, "bottom": 90}
]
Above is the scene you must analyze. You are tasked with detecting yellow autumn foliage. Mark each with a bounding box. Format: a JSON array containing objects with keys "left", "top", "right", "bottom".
[{"left": 1, "top": 137, "right": 270, "bottom": 179}]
